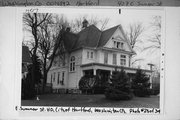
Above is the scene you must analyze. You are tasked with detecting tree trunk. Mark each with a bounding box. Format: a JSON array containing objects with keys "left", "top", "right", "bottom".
[{"left": 42, "top": 70, "right": 47, "bottom": 94}]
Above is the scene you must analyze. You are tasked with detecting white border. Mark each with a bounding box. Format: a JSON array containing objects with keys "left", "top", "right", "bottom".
[{"left": 1, "top": 6, "right": 172, "bottom": 119}]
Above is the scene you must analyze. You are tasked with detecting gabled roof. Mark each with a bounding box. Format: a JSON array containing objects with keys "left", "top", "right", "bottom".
[
  {"left": 73, "top": 25, "right": 101, "bottom": 49},
  {"left": 63, "top": 32, "right": 78, "bottom": 52},
  {"left": 22, "top": 46, "right": 32, "bottom": 63},
  {"left": 62, "top": 24, "right": 134, "bottom": 54},
  {"left": 98, "top": 25, "right": 119, "bottom": 47}
]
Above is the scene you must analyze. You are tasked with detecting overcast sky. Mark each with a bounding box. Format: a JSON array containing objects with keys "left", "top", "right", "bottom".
[{"left": 24, "top": 8, "right": 164, "bottom": 70}]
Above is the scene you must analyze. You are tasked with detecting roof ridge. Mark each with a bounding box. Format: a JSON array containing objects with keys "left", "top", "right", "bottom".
[
  {"left": 102, "top": 25, "right": 120, "bottom": 32},
  {"left": 96, "top": 30, "right": 102, "bottom": 48}
]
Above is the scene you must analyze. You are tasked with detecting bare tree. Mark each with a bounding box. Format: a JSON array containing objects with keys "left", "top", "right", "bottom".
[
  {"left": 37, "top": 14, "right": 68, "bottom": 93},
  {"left": 23, "top": 13, "right": 68, "bottom": 93},
  {"left": 23, "top": 13, "right": 52, "bottom": 95},
  {"left": 126, "top": 22, "right": 144, "bottom": 50},
  {"left": 125, "top": 22, "right": 145, "bottom": 67},
  {"left": 144, "top": 16, "right": 161, "bottom": 53}
]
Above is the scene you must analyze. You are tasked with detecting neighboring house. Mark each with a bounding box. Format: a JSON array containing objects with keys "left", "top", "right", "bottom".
[
  {"left": 47, "top": 20, "right": 152, "bottom": 92},
  {"left": 22, "top": 45, "right": 32, "bottom": 79}
]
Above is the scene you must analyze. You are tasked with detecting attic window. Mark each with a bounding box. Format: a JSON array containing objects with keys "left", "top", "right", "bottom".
[{"left": 114, "top": 41, "right": 124, "bottom": 49}]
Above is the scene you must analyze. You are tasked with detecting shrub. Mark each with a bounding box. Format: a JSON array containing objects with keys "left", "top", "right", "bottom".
[
  {"left": 132, "top": 69, "right": 151, "bottom": 97},
  {"left": 104, "top": 68, "right": 133, "bottom": 100},
  {"left": 79, "top": 75, "right": 96, "bottom": 94},
  {"left": 21, "top": 55, "right": 42, "bottom": 99}
]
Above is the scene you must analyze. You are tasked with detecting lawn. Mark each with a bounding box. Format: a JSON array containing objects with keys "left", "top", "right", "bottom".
[{"left": 21, "top": 94, "right": 159, "bottom": 108}]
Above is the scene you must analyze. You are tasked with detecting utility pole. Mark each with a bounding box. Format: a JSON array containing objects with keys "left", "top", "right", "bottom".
[{"left": 147, "top": 63, "right": 154, "bottom": 89}]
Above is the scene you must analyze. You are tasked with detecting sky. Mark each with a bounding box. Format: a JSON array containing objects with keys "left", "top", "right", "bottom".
[{"left": 24, "top": 7, "right": 164, "bottom": 70}]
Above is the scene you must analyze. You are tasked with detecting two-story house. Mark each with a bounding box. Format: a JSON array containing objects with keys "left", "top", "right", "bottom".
[{"left": 47, "top": 20, "right": 152, "bottom": 93}]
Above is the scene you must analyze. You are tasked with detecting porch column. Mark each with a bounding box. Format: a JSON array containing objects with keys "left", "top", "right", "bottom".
[
  {"left": 80, "top": 70, "right": 84, "bottom": 77},
  {"left": 93, "top": 69, "right": 97, "bottom": 75},
  {"left": 149, "top": 75, "right": 152, "bottom": 89},
  {"left": 110, "top": 70, "right": 113, "bottom": 75}
]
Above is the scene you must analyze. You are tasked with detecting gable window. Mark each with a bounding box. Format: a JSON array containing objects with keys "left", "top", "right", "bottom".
[
  {"left": 120, "top": 42, "right": 124, "bottom": 49},
  {"left": 114, "top": 41, "right": 124, "bottom": 49},
  {"left": 70, "top": 56, "right": 75, "bottom": 72},
  {"left": 113, "top": 54, "right": 117, "bottom": 65},
  {"left": 120, "top": 55, "right": 126, "bottom": 66},
  {"left": 104, "top": 52, "right": 108, "bottom": 64}
]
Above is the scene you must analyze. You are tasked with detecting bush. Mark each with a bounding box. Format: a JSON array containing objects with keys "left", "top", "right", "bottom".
[
  {"left": 21, "top": 55, "right": 42, "bottom": 100},
  {"left": 104, "top": 69, "right": 133, "bottom": 100},
  {"left": 21, "top": 65, "right": 36, "bottom": 99},
  {"left": 132, "top": 69, "right": 151, "bottom": 97},
  {"left": 79, "top": 75, "right": 96, "bottom": 94}
]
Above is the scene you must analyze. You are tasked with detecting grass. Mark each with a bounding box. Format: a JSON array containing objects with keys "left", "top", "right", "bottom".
[{"left": 21, "top": 94, "right": 159, "bottom": 108}]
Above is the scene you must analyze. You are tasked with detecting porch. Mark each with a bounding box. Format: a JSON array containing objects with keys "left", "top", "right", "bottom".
[
  {"left": 81, "top": 63, "right": 152, "bottom": 79},
  {"left": 80, "top": 63, "right": 153, "bottom": 91}
]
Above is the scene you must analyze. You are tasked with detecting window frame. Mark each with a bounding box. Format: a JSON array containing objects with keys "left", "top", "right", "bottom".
[
  {"left": 113, "top": 40, "right": 124, "bottom": 49},
  {"left": 70, "top": 56, "right": 75, "bottom": 72},
  {"left": 104, "top": 52, "right": 108, "bottom": 64},
  {"left": 53, "top": 72, "right": 56, "bottom": 82},
  {"left": 61, "top": 71, "right": 65, "bottom": 85},
  {"left": 87, "top": 51, "right": 94, "bottom": 59},
  {"left": 90, "top": 51, "right": 93, "bottom": 59},
  {"left": 87, "top": 51, "right": 90, "bottom": 58},
  {"left": 120, "top": 54, "right": 126, "bottom": 66},
  {"left": 57, "top": 72, "right": 60, "bottom": 85},
  {"left": 112, "top": 53, "right": 117, "bottom": 65}
]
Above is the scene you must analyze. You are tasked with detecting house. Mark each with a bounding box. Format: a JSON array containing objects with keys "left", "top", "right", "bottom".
[
  {"left": 47, "top": 20, "right": 152, "bottom": 93},
  {"left": 22, "top": 45, "right": 32, "bottom": 79}
]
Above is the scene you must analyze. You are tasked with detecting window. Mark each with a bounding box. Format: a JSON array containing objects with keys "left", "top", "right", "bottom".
[
  {"left": 113, "top": 54, "right": 117, "bottom": 65},
  {"left": 113, "top": 41, "right": 124, "bottom": 49},
  {"left": 120, "top": 55, "right": 126, "bottom": 66},
  {"left": 114, "top": 41, "right": 116, "bottom": 47},
  {"left": 90, "top": 52, "right": 93, "bottom": 59},
  {"left": 120, "top": 42, "right": 124, "bottom": 49},
  {"left": 57, "top": 72, "right": 60, "bottom": 85},
  {"left": 53, "top": 72, "right": 56, "bottom": 82},
  {"left": 70, "top": 56, "right": 75, "bottom": 72},
  {"left": 51, "top": 74, "right": 53, "bottom": 83},
  {"left": 87, "top": 51, "right": 94, "bottom": 59},
  {"left": 87, "top": 51, "right": 90, "bottom": 58},
  {"left": 61, "top": 72, "right": 65, "bottom": 85},
  {"left": 117, "top": 42, "right": 120, "bottom": 48},
  {"left": 104, "top": 52, "right": 108, "bottom": 64}
]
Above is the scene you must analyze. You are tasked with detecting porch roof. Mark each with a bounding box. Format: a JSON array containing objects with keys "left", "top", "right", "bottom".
[{"left": 80, "top": 63, "right": 152, "bottom": 73}]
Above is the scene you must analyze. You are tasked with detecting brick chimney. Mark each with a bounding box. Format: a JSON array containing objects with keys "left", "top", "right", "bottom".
[{"left": 82, "top": 19, "right": 88, "bottom": 28}]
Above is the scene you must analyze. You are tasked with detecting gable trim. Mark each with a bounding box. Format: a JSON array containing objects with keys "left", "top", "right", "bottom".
[{"left": 103, "top": 25, "right": 135, "bottom": 54}]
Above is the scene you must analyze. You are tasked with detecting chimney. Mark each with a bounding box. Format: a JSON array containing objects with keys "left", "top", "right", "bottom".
[
  {"left": 82, "top": 19, "right": 88, "bottom": 28},
  {"left": 66, "top": 27, "right": 71, "bottom": 32}
]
